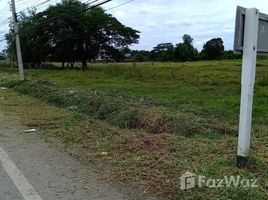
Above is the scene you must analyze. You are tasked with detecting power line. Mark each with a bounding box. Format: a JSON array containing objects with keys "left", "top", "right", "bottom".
[
  {"left": 2, "top": 0, "right": 114, "bottom": 44},
  {"left": 16, "top": 0, "right": 57, "bottom": 13},
  {"left": 18, "top": 0, "right": 113, "bottom": 36},
  {"left": 18, "top": 0, "right": 103, "bottom": 27},
  {"left": 4, "top": 0, "right": 103, "bottom": 36},
  {"left": 16, "top": 0, "right": 97, "bottom": 14},
  {"left": 1, "top": 0, "right": 135, "bottom": 45},
  {"left": 105, "top": 0, "right": 135, "bottom": 11}
]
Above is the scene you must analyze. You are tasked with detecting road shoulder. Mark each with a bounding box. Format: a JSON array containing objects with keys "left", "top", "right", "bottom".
[{"left": 0, "top": 90, "right": 150, "bottom": 200}]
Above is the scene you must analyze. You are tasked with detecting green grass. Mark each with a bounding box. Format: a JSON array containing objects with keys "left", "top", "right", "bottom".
[
  {"left": 24, "top": 60, "right": 268, "bottom": 124},
  {"left": 0, "top": 60, "right": 268, "bottom": 199}
]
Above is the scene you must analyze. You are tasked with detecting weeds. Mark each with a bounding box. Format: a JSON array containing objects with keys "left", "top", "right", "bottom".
[
  {"left": 0, "top": 60, "right": 268, "bottom": 199},
  {"left": 257, "top": 75, "right": 268, "bottom": 86},
  {"left": 0, "top": 75, "right": 236, "bottom": 136}
]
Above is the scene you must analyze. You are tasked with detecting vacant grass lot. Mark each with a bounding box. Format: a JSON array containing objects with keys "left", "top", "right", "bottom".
[
  {"left": 28, "top": 60, "right": 268, "bottom": 123},
  {"left": 0, "top": 60, "right": 268, "bottom": 199}
]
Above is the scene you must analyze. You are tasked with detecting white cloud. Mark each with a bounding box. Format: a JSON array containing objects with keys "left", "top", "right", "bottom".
[
  {"left": 105, "top": 0, "right": 268, "bottom": 51},
  {"left": 147, "top": 22, "right": 160, "bottom": 29},
  {"left": 1, "top": 0, "right": 268, "bottom": 51},
  {"left": 113, "top": 10, "right": 125, "bottom": 18}
]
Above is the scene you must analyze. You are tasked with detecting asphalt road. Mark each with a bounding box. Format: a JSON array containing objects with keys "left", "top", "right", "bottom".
[{"left": 0, "top": 111, "right": 139, "bottom": 200}]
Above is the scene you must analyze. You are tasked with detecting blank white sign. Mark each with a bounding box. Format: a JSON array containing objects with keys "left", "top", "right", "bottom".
[{"left": 234, "top": 6, "right": 268, "bottom": 55}]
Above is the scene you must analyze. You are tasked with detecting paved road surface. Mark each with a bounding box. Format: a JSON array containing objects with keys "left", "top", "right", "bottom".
[{"left": 0, "top": 111, "right": 144, "bottom": 200}]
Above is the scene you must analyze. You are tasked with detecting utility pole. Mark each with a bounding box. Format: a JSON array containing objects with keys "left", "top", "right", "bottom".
[{"left": 10, "top": 0, "right": 25, "bottom": 81}]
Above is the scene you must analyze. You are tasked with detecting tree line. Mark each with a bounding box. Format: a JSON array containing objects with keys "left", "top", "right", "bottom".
[
  {"left": 5, "top": 0, "right": 139, "bottom": 70},
  {"left": 130, "top": 35, "right": 241, "bottom": 62},
  {"left": 4, "top": 0, "right": 241, "bottom": 69}
]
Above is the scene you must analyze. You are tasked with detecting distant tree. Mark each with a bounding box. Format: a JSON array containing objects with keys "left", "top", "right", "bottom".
[
  {"left": 5, "top": 0, "right": 140, "bottom": 70},
  {"left": 222, "top": 50, "right": 241, "bottom": 60},
  {"left": 174, "top": 34, "right": 198, "bottom": 61},
  {"left": 151, "top": 43, "right": 174, "bottom": 61},
  {"left": 19, "top": 10, "right": 50, "bottom": 68},
  {"left": 45, "top": 1, "right": 139, "bottom": 69},
  {"left": 0, "top": 54, "right": 5, "bottom": 60},
  {"left": 120, "top": 47, "right": 131, "bottom": 55},
  {"left": 116, "top": 47, "right": 132, "bottom": 61},
  {"left": 131, "top": 50, "right": 150, "bottom": 62},
  {"left": 0, "top": 49, "right": 7, "bottom": 60},
  {"left": 182, "top": 34, "right": 193, "bottom": 45},
  {"left": 202, "top": 38, "right": 224, "bottom": 60}
]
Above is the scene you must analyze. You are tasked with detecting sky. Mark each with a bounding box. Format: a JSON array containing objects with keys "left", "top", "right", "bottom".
[{"left": 0, "top": 0, "right": 268, "bottom": 51}]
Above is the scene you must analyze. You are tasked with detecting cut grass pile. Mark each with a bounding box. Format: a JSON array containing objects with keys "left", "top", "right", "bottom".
[
  {"left": 0, "top": 60, "right": 268, "bottom": 199},
  {"left": 1, "top": 89, "right": 268, "bottom": 200},
  {"left": 23, "top": 60, "right": 268, "bottom": 125},
  {"left": 0, "top": 75, "right": 236, "bottom": 136}
]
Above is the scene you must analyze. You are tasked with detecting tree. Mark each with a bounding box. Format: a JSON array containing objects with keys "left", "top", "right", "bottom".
[
  {"left": 45, "top": 1, "right": 139, "bottom": 69},
  {"left": 5, "top": 32, "right": 16, "bottom": 67},
  {"left": 132, "top": 50, "right": 151, "bottom": 62},
  {"left": 222, "top": 50, "right": 241, "bottom": 60},
  {"left": 202, "top": 38, "right": 224, "bottom": 60},
  {"left": 5, "top": 0, "right": 140, "bottom": 70},
  {"left": 151, "top": 43, "right": 174, "bottom": 61},
  {"left": 182, "top": 34, "right": 193, "bottom": 45},
  {"left": 174, "top": 34, "right": 198, "bottom": 61},
  {"left": 0, "top": 52, "right": 6, "bottom": 60},
  {"left": 20, "top": 10, "right": 50, "bottom": 68}
]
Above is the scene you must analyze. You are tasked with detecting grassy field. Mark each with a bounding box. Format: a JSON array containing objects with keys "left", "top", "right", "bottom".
[{"left": 0, "top": 60, "right": 268, "bottom": 199}]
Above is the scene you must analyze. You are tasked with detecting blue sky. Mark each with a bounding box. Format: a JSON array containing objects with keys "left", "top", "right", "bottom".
[{"left": 0, "top": 0, "right": 267, "bottom": 51}]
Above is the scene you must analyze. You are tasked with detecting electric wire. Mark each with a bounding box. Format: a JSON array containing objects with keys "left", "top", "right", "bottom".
[{"left": 0, "top": 0, "right": 125, "bottom": 44}]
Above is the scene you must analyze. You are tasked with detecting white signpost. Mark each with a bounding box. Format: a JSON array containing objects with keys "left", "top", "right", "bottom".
[{"left": 234, "top": 6, "right": 268, "bottom": 168}]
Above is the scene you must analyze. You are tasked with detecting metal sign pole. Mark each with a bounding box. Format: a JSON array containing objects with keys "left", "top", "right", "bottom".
[{"left": 236, "top": 8, "right": 259, "bottom": 168}]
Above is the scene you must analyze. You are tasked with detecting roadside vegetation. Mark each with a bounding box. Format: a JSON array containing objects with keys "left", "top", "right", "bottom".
[
  {"left": 0, "top": 1, "right": 267, "bottom": 199},
  {"left": 5, "top": 0, "right": 139, "bottom": 70},
  {"left": 3, "top": 0, "right": 240, "bottom": 70},
  {"left": 0, "top": 60, "right": 268, "bottom": 199}
]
